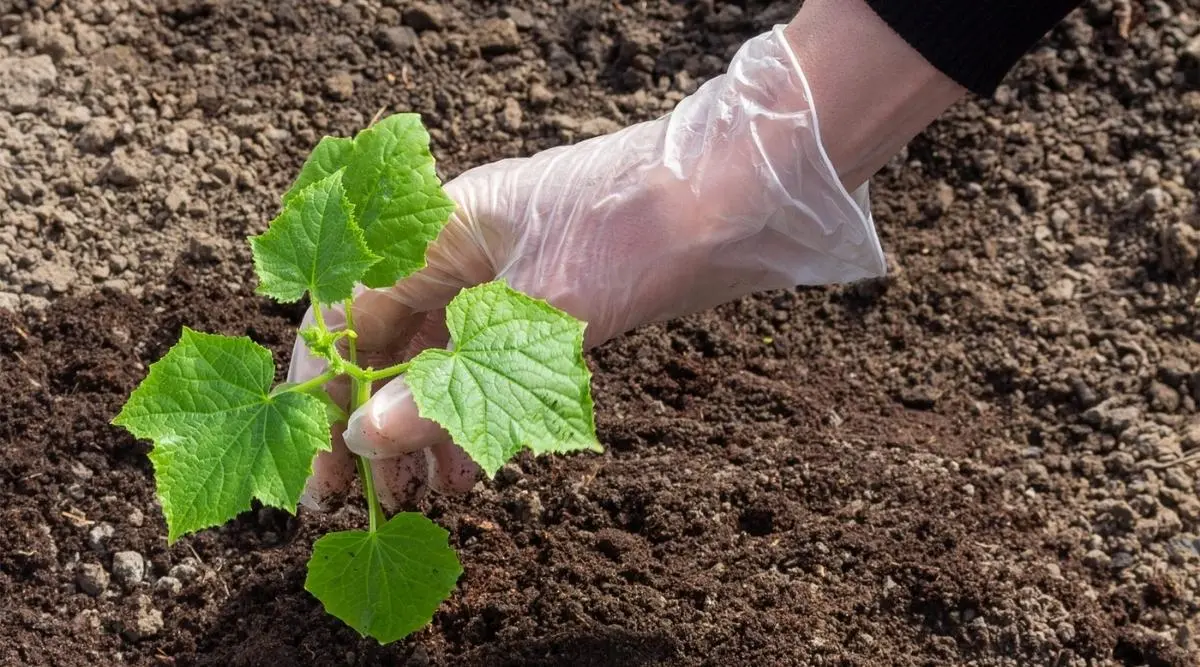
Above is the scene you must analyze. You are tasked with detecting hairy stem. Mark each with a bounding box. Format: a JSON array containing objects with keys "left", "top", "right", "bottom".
[{"left": 344, "top": 298, "right": 386, "bottom": 533}]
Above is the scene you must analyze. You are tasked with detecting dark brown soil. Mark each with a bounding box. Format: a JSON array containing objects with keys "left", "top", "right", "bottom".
[{"left": 3, "top": 0, "right": 1200, "bottom": 666}]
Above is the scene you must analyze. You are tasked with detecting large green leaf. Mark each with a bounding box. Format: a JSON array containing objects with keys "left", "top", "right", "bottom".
[
  {"left": 305, "top": 513, "right": 462, "bottom": 644},
  {"left": 112, "top": 329, "right": 331, "bottom": 542},
  {"left": 250, "top": 171, "right": 379, "bottom": 306},
  {"left": 405, "top": 281, "right": 601, "bottom": 477},
  {"left": 281, "top": 113, "right": 454, "bottom": 288}
]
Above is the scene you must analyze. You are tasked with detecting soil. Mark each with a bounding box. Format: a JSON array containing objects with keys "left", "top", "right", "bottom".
[{"left": 2, "top": 0, "right": 1200, "bottom": 666}]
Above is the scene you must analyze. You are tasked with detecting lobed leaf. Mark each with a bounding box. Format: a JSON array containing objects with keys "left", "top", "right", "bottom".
[
  {"left": 251, "top": 171, "right": 379, "bottom": 306},
  {"left": 112, "top": 329, "right": 331, "bottom": 542},
  {"left": 280, "top": 113, "right": 454, "bottom": 288},
  {"left": 405, "top": 281, "right": 601, "bottom": 477},
  {"left": 305, "top": 513, "right": 462, "bottom": 644}
]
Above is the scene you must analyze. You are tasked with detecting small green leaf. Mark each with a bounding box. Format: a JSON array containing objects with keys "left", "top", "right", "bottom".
[
  {"left": 305, "top": 513, "right": 462, "bottom": 644},
  {"left": 284, "top": 135, "right": 355, "bottom": 204},
  {"left": 250, "top": 171, "right": 379, "bottom": 306},
  {"left": 112, "top": 329, "right": 331, "bottom": 542},
  {"left": 279, "top": 113, "right": 454, "bottom": 288},
  {"left": 405, "top": 281, "right": 601, "bottom": 477}
]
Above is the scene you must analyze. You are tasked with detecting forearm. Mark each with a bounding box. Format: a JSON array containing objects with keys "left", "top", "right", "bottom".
[{"left": 785, "top": 0, "right": 1084, "bottom": 191}]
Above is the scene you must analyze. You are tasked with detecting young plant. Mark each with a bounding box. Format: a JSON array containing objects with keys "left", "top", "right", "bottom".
[{"left": 112, "top": 113, "right": 602, "bottom": 644}]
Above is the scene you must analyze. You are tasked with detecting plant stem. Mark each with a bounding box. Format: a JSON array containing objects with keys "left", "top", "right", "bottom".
[
  {"left": 366, "top": 361, "right": 410, "bottom": 382},
  {"left": 312, "top": 302, "right": 328, "bottom": 333},
  {"left": 344, "top": 298, "right": 386, "bottom": 533},
  {"left": 273, "top": 370, "right": 337, "bottom": 397}
]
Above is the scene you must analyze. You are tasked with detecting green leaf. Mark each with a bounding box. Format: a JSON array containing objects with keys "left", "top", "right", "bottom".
[
  {"left": 280, "top": 113, "right": 454, "bottom": 288},
  {"left": 112, "top": 328, "right": 331, "bottom": 542},
  {"left": 309, "top": 387, "right": 348, "bottom": 425},
  {"left": 283, "top": 135, "right": 355, "bottom": 204},
  {"left": 305, "top": 513, "right": 462, "bottom": 644},
  {"left": 273, "top": 380, "right": 348, "bottom": 425},
  {"left": 405, "top": 281, "right": 601, "bottom": 477},
  {"left": 250, "top": 171, "right": 379, "bottom": 306}
]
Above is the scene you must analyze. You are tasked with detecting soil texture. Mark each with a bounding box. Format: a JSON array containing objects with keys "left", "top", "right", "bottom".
[{"left": 3, "top": 0, "right": 1200, "bottom": 666}]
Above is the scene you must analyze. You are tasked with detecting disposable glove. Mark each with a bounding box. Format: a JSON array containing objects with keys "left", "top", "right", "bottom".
[{"left": 290, "top": 24, "right": 888, "bottom": 511}]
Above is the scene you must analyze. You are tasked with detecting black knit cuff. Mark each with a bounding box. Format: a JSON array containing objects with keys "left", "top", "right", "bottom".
[{"left": 861, "top": 0, "right": 1084, "bottom": 97}]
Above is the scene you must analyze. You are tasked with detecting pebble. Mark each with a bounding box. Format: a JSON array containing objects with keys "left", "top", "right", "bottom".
[
  {"left": 1111, "top": 552, "right": 1135, "bottom": 569},
  {"left": 168, "top": 562, "right": 199, "bottom": 583},
  {"left": 499, "top": 97, "right": 523, "bottom": 132},
  {"left": 70, "top": 460, "right": 94, "bottom": 479},
  {"left": 153, "top": 576, "right": 182, "bottom": 596},
  {"left": 76, "top": 562, "right": 109, "bottom": 596},
  {"left": 112, "top": 550, "right": 146, "bottom": 589},
  {"left": 1083, "top": 400, "right": 1140, "bottom": 434},
  {"left": 1142, "top": 187, "right": 1171, "bottom": 212},
  {"left": 402, "top": 3, "right": 445, "bottom": 31},
  {"left": 528, "top": 82, "right": 554, "bottom": 106},
  {"left": 478, "top": 18, "right": 520, "bottom": 56},
  {"left": 374, "top": 26, "right": 418, "bottom": 54},
  {"left": 103, "top": 153, "right": 149, "bottom": 187},
  {"left": 1083, "top": 549, "right": 1111, "bottom": 569},
  {"left": 1100, "top": 501, "right": 1137, "bottom": 532},
  {"left": 323, "top": 72, "right": 354, "bottom": 101},
  {"left": 126, "top": 507, "right": 144, "bottom": 527},
  {"left": 1147, "top": 381, "right": 1181, "bottom": 413},
  {"left": 161, "top": 127, "right": 189, "bottom": 154},
  {"left": 164, "top": 187, "right": 190, "bottom": 213},
  {"left": 87, "top": 522, "right": 114, "bottom": 551},
  {"left": 76, "top": 117, "right": 120, "bottom": 154}
]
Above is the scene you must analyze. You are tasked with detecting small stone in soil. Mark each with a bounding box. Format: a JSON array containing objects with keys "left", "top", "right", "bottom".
[
  {"left": 103, "top": 154, "right": 148, "bottom": 187},
  {"left": 402, "top": 3, "right": 444, "bottom": 31},
  {"left": 374, "top": 26, "right": 417, "bottom": 54},
  {"left": 76, "top": 117, "right": 120, "bottom": 155},
  {"left": 153, "top": 576, "right": 182, "bottom": 596},
  {"left": 76, "top": 562, "right": 109, "bottom": 597},
  {"left": 112, "top": 551, "right": 146, "bottom": 589},
  {"left": 478, "top": 18, "right": 520, "bottom": 56},
  {"left": 87, "top": 522, "right": 114, "bottom": 551},
  {"left": 323, "top": 72, "right": 354, "bottom": 101},
  {"left": 168, "top": 563, "right": 198, "bottom": 583},
  {"left": 1111, "top": 552, "right": 1135, "bottom": 569}
]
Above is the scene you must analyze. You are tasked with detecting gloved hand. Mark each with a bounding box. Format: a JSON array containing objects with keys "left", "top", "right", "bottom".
[{"left": 290, "top": 24, "right": 887, "bottom": 512}]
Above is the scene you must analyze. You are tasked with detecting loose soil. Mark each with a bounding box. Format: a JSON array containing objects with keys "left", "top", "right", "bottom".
[{"left": 3, "top": 1, "right": 1200, "bottom": 666}]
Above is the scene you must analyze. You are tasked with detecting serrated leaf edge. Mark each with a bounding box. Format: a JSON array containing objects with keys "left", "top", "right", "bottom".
[
  {"left": 406, "top": 280, "right": 602, "bottom": 479},
  {"left": 111, "top": 327, "right": 332, "bottom": 543}
]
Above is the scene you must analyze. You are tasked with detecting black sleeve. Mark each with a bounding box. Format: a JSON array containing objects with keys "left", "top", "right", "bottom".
[{"left": 861, "top": 0, "right": 1086, "bottom": 97}]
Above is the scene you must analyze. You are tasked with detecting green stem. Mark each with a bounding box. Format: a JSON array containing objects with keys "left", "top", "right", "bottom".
[
  {"left": 366, "top": 361, "right": 410, "bottom": 382},
  {"left": 312, "top": 302, "right": 328, "bottom": 333},
  {"left": 272, "top": 370, "right": 337, "bottom": 397},
  {"left": 344, "top": 298, "right": 386, "bottom": 533}
]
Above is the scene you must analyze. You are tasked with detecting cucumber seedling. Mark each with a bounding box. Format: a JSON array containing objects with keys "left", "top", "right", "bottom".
[{"left": 113, "top": 113, "right": 601, "bottom": 643}]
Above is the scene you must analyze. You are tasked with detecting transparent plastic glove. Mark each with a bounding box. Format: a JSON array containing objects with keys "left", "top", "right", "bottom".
[{"left": 292, "top": 25, "right": 886, "bottom": 511}]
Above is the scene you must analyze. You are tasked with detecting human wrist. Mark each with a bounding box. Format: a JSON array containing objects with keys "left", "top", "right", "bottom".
[{"left": 783, "top": 0, "right": 966, "bottom": 190}]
